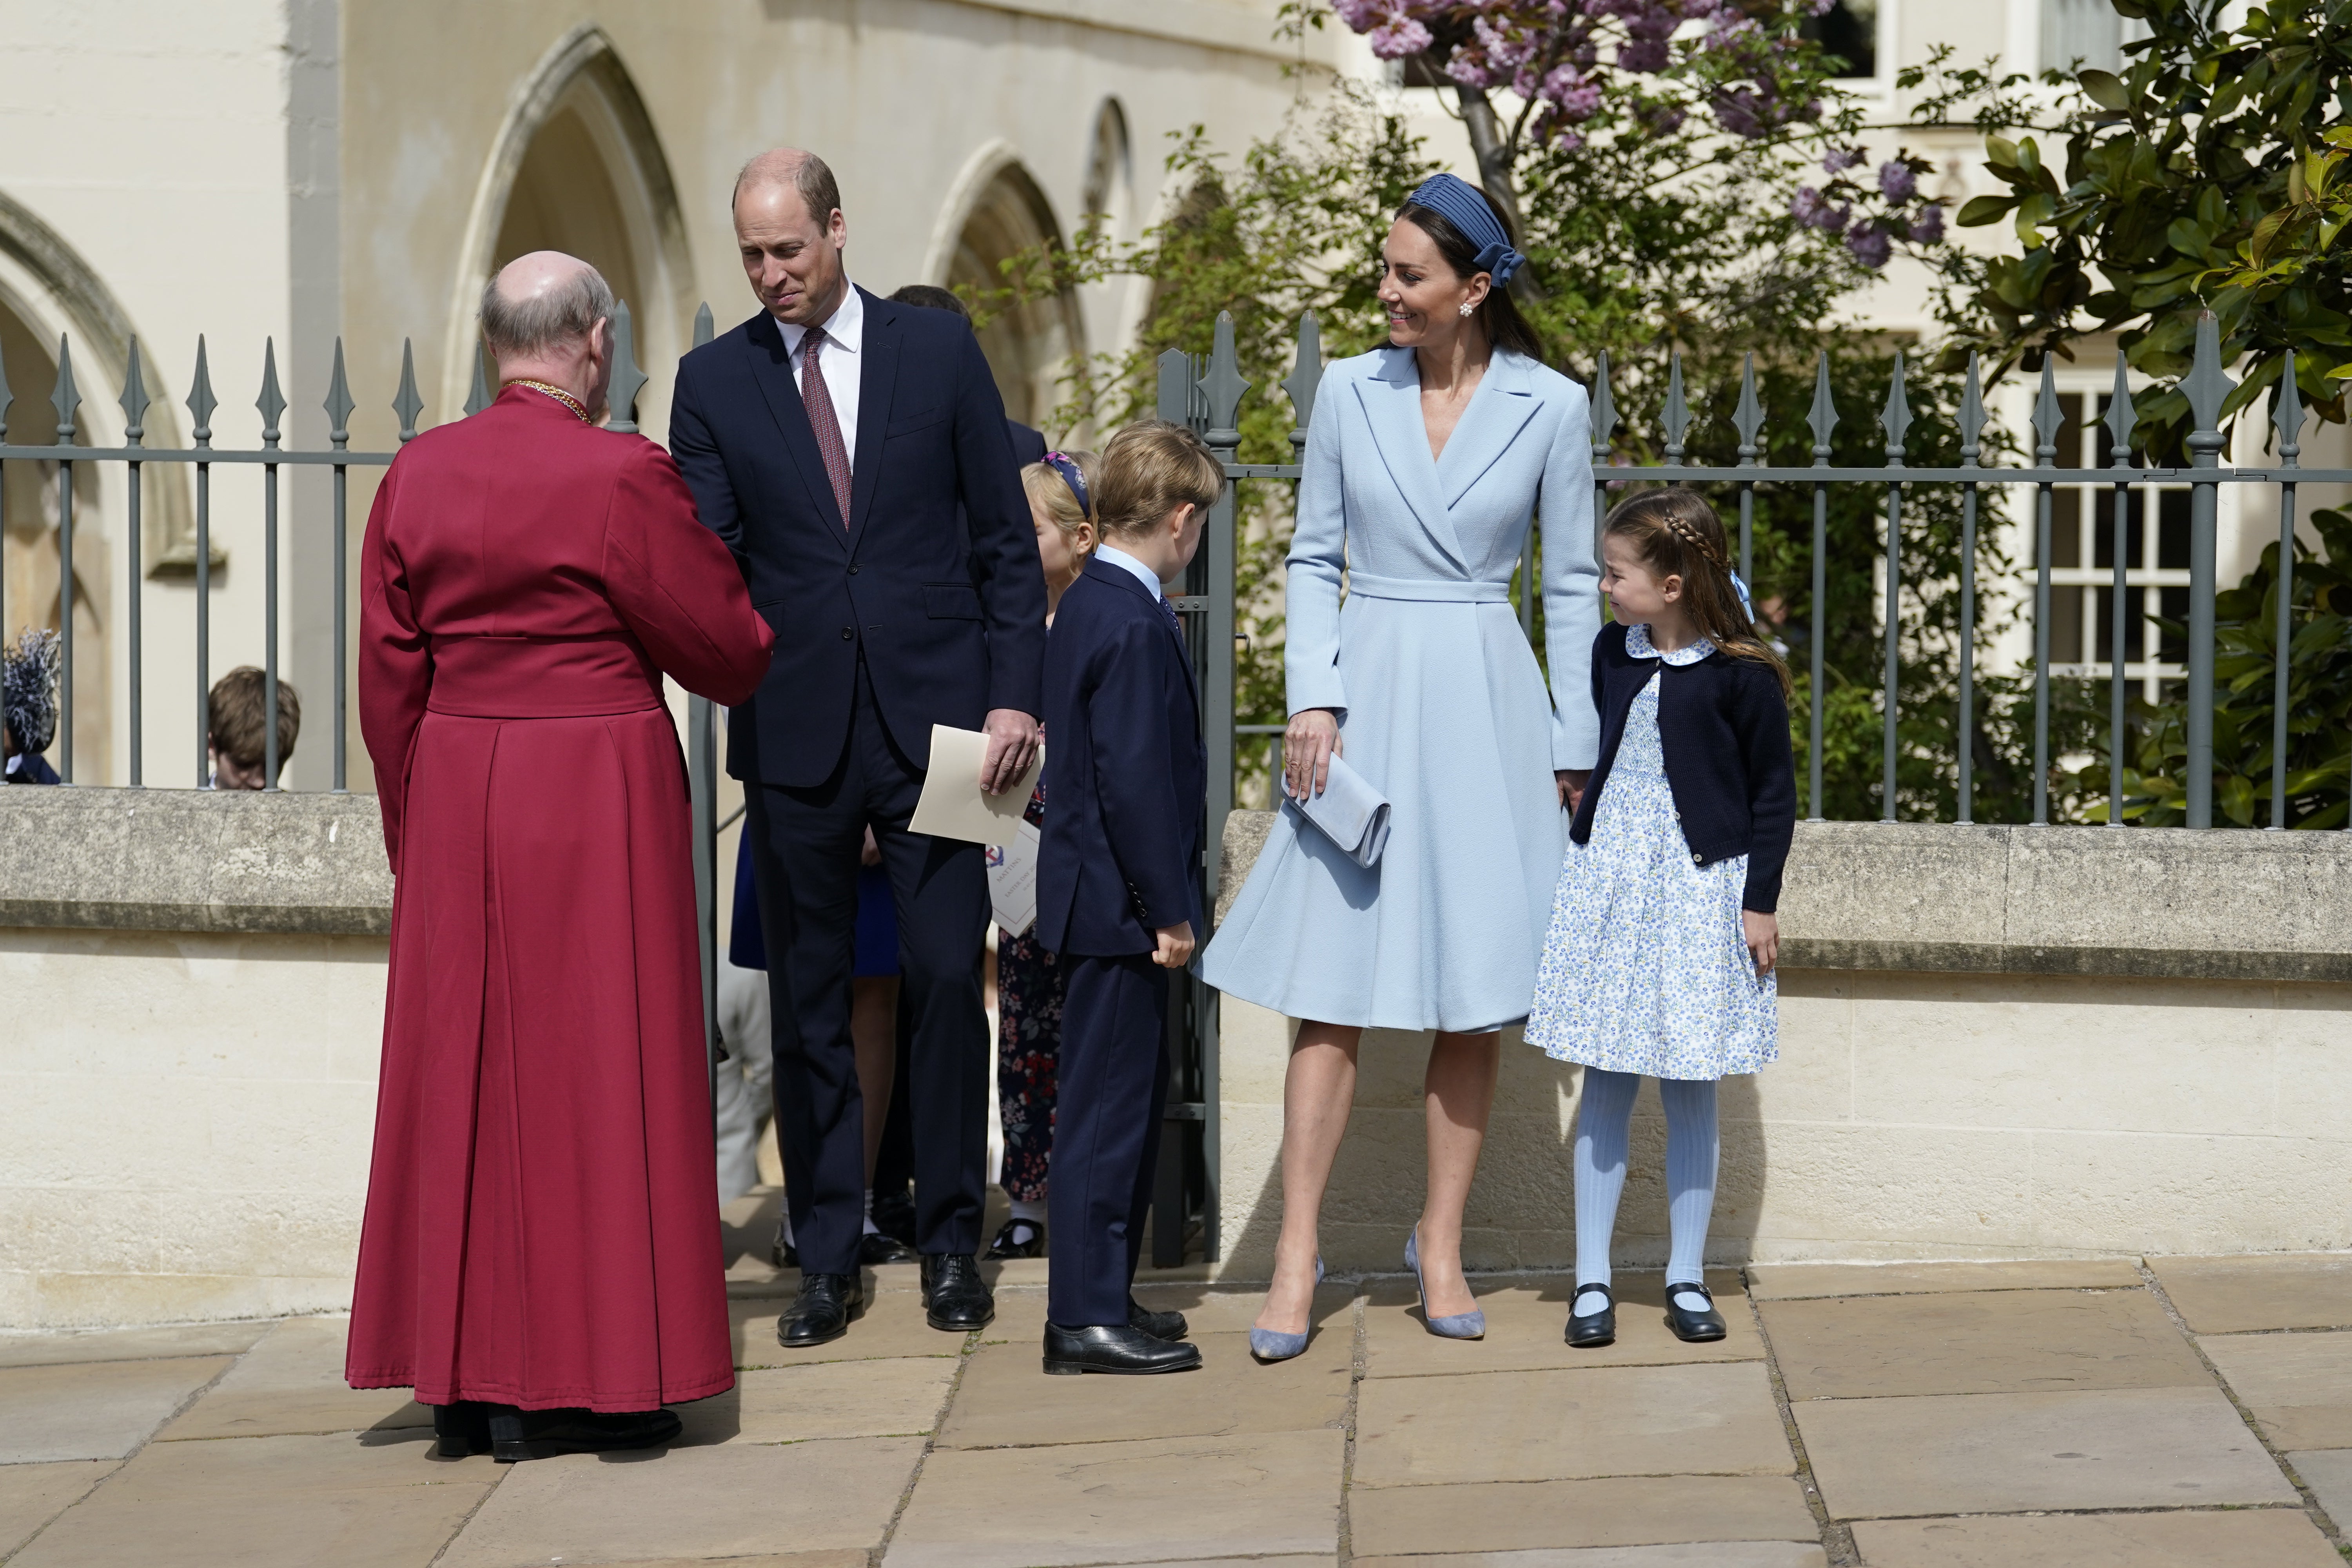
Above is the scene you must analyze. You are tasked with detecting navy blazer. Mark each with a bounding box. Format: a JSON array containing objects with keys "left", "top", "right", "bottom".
[
  {"left": 1570, "top": 621, "right": 1797, "bottom": 914},
  {"left": 670, "top": 290, "right": 1048, "bottom": 787},
  {"left": 1037, "top": 563, "right": 1205, "bottom": 957}
]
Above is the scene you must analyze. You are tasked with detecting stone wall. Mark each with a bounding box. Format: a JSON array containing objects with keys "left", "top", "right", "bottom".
[{"left": 1212, "top": 812, "right": 2352, "bottom": 1279}]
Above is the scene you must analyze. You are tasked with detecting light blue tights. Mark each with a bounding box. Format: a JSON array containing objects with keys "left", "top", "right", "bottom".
[{"left": 1573, "top": 1068, "right": 1718, "bottom": 1317}]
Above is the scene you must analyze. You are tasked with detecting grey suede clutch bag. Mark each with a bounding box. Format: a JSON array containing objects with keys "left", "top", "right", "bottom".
[{"left": 1287, "top": 752, "right": 1392, "bottom": 868}]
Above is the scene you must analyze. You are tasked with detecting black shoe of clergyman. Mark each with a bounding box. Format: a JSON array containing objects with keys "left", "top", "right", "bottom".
[
  {"left": 778, "top": 1271, "right": 865, "bottom": 1349},
  {"left": 431, "top": 1400, "right": 492, "bottom": 1458},
  {"left": 1663, "top": 1280, "right": 1729, "bottom": 1343},
  {"left": 920, "top": 1252, "right": 996, "bottom": 1331},
  {"left": 488, "top": 1405, "right": 681, "bottom": 1463},
  {"left": 1129, "top": 1296, "right": 1189, "bottom": 1342},
  {"left": 857, "top": 1231, "right": 918, "bottom": 1266},
  {"left": 1043, "top": 1322, "right": 1204, "bottom": 1375},
  {"left": 1566, "top": 1282, "right": 1617, "bottom": 1348}
]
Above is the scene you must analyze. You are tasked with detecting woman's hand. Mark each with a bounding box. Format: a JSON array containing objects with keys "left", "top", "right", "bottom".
[
  {"left": 1556, "top": 769, "right": 1591, "bottom": 812},
  {"left": 1743, "top": 910, "right": 1779, "bottom": 978},
  {"left": 1284, "top": 708, "right": 1343, "bottom": 800}
]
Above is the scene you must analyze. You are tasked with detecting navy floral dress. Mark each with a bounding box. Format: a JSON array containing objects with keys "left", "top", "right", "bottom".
[{"left": 996, "top": 782, "right": 1063, "bottom": 1202}]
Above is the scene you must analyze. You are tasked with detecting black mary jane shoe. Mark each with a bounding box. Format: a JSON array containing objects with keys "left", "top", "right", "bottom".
[
  {"left": 920, "top": 1252, "right": 996, "bottom": 1332},
  {"left": 431, "top": 1400, "right": 492, "bottom": 1458},
  {"left": 1663, "top": 1280, "right": 1729, "bottom": 1343},
  {"left": 1566, "top": 1282, "right": 1617, "bottom": 1348},
  {"left": 778, "top": 1271, "right": 866, "bottom": 1349},
  {"left": 488, "top": 1405, "right": 682, "bottom": 1464},
  {"left": 857, "top": 1230, "right": 918, "bottom": 1266},
  {"left": 985, "top": 1218, "right": 1045, "bottom": 1259},
  {"left": 1128, "top": 1296, "right": 1189, "bottom": 1342},
  {"left": 1042, "top": 1322, "right": 1203, "bottom": 1375}
]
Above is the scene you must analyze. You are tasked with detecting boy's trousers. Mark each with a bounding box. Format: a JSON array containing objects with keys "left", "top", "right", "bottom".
[{"left": 1046, "top": 951, "right": 1171, "bottom": 1326}]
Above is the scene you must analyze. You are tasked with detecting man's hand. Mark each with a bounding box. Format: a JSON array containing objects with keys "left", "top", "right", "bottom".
[
  {"left": 1556, "top": 769, "right": 1592, "bottom": 813},
  {"left": 1153, "top": 921, "right": 1197, "bottom": 969},
  {"left": 980, "top": 708, "right": 1042, "bottom": 795},
  {"left": 1743, "top": 909, "right": 1779, "bottom": 978}
]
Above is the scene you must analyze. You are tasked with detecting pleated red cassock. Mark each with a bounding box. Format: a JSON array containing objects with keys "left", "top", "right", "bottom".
[{"left": 347, "top": 385, "right": 773, "bottom": 1412}]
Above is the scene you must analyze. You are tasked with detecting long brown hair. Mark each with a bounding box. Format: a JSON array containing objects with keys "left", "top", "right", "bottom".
[
  {"left": 1396, "top": 191, "right": 1546, "bottom": 364},
  {"left": 1602, "top": 488, "right": 1791, "bottom": 697}
]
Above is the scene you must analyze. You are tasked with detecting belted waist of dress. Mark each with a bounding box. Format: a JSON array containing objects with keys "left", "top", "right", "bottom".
[
  {"left": 1345, "top": 573, "right": 1516, "bottom": 604},
  {"left": 423, "top": 632, "right": 666, "bottom": 719}
]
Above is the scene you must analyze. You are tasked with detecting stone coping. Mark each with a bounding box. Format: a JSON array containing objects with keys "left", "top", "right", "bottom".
[
  {"left": 0, "top": 786, "right": 391, "bottom": 936},
  {"left": 1217, "top": 809, "right": 2352, "bottom": 983}
]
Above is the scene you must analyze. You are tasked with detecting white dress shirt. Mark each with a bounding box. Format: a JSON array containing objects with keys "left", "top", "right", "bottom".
[
  {"left": 779, "top": 278, "right": 864, "bottom": 470},
  {"left": 1093, "top": 542, "right": 1169, "bottom": 599}
]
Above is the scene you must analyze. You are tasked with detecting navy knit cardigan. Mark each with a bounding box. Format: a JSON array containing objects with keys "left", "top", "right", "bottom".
[{"left": 1568, "top": 621, "right": 1798, "bottom": 914}]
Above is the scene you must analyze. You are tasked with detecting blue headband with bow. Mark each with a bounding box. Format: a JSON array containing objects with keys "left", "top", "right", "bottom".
[
  {"left": 1044, "top": 451, "right": 1091, "bottom": 519},
  {"left": 1404, "top": 173, "right": 1526, "bottom": 290}
]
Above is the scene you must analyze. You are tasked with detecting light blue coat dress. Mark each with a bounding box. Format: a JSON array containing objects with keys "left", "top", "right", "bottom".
[{"left": 1199, "top": 345, "right": 1602, "bottom": 1033}]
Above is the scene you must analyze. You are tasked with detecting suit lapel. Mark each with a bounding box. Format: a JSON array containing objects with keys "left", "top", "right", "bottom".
[
  {"left": 742, "top": 312, "right": 847, "bottom": 546},
  {"left": 1090, "top": 561, "right": 1198, "bottom": 709},
  {"left": 848, "top": 287, "right": 897, "bottom": 550},
  {"left": 1436, "top": 351, "right": 1542, "bottom": 509},
  {"left": 1356, "top": 349, "right": 1467, "bottom": 572}
]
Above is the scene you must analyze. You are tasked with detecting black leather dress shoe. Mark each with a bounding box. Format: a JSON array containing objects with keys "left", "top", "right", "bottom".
[
  {"left": 858, "top": 1231, "right": 918, "bottom": 1266},
  {"left": 920, "top": 1252, "right": 995, "bottom": 1331},
  {"left": 488, "top": 1405, "right": 681, "bottom": 1463},
  {"left": 778, "top": 1271, "right": 865, "bottom": 1348},
  {"left": 871, "top": 1186, "right": 919, "bottom": 1248},
  {"left": 432, "top": 1400, "right": 491, "bottom": 1458},
  {"left": 1663, "top": 1280, "right": 1728, "bottom": 1343},
  {"left": 1128, "top": 1296, "right": 1188, "bottom": 1341},
  {"left": 1043, "top": 1322, "right": 1203, "bottom": 1375},
  {"left": 1566, "top": 1282, "right": 1617, "bottom": 1348}
]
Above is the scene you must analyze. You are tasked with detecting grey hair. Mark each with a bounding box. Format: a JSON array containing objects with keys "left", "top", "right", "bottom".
[
  {"left": 733, "top": 149, "right": 843, "bottom": 227},
  {"left": 4, "top": 628, "right": 60, "bottom": 755},
  {"left": 479, "top": 261, "right": 616, "bottom": 358}
]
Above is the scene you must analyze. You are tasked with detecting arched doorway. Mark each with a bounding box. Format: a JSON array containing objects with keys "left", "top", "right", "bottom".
[
  {"left": 0, "top": 304, "right": 106, "bottom": 780},
  {"left": 943, "top": 156, "right": 1083, "bottom": 432},
  {"left": 446, "top": 27, "right": 692, "bottom": 433}
]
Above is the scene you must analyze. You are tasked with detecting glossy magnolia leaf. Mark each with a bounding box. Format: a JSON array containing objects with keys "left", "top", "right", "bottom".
[
  {"left": 2079, "top": 69, "right": 2130, "bottom": 110},
  {"left": 1956, "top": 194, "right": 2016, "bottom": 227}
]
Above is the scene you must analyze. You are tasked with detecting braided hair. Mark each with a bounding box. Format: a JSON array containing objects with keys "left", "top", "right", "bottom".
[{"left": 1602, "top": 489, "right": 1791, "bottom": 696}]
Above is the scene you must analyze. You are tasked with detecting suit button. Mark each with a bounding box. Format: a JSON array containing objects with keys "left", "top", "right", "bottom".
[
  {"left": 848, "top": 564, "right": 860, "bottom": 575},
  {"left": 841, "top": 627, "right": 854, "bottom": 641}
]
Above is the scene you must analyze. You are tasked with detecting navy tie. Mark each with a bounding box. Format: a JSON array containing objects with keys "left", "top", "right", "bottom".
[{"left": 1159, "top": 596, "right": 1185, "bottom": 645}]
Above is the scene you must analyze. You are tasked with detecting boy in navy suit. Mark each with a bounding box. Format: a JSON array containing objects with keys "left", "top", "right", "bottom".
[{"left": 1036, "top": 420, "right": 1223, "bottom": 1375}]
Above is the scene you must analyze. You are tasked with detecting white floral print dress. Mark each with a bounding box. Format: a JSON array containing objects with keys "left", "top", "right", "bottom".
[{"left": 1524, "top": 622, "right": 1778, "bottom": 1079}]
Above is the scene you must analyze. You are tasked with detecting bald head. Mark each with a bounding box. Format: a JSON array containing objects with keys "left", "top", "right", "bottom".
[
  {"left": 733, "top": 149, "right": 841, "bottom": 227},
  {"left": 480, "top": 251, "right": 615, "bottom": 360}
]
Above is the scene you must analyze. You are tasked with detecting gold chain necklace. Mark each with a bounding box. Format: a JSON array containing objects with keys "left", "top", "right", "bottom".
[{"left": 509, "top": 379, "right": 590, "bottom": 422}]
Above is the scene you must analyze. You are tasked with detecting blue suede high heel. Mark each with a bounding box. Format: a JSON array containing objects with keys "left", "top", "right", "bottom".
[
  {"left": 1405, "top": 1227, "right": 1486, "bottom": 1339},
  {"left": 1249, "top": 1256, "right": 1325, "bottom": 1363}
]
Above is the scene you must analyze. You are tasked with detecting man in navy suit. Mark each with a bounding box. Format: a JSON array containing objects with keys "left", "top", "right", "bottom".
[
  {"left": 671, "top": 149, "right": 1046, "bottom": 1348},
  {"left": 1035, "top": 420, "right": 1222, "bottom": 1375}
]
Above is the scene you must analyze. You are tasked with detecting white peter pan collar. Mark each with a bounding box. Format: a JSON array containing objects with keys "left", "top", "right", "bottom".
[{"left": 1625, "top": 621, "right": 1715, "bottom": 667}]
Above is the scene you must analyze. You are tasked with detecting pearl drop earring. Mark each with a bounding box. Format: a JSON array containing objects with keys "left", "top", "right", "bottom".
[{"left": 1458, "top": 302, "right": 1474, "bottom": 317}]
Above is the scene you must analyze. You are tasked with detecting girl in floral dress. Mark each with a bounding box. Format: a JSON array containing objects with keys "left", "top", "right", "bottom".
[
  {"left": 1525, "top": 488, "right": 1795, "bottom": 1348},
  {"left": 988, "top": 451, "right": 1100, "bottom": 1259}
]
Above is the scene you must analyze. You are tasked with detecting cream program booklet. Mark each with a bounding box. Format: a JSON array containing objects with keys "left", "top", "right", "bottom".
[{"left": 908, "top": 724, "right": 1043, "bottom": 848}]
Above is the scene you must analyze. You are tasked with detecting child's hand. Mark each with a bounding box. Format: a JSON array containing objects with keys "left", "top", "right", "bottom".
[
  {"left": 1742, "top": 910, "right": 1778, "bottom": 978},
  {"left": 1153, "top": 921, "right": 1196, "bottom": 968}
]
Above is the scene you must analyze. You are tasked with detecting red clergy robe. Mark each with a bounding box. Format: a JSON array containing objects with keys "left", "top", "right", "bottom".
[{"left": 348, "top": 385, "right": 773, "bottom": 1411}]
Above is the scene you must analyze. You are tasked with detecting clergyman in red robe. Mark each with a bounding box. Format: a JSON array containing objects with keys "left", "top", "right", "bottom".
[{"left": 348, "top": 251, "right": 775, "bottom": 1463}]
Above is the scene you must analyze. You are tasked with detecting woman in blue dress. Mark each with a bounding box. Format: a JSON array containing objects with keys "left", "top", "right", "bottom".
[{"left": 1198, "top": 174, "right": 1602, "bottom": 1358}]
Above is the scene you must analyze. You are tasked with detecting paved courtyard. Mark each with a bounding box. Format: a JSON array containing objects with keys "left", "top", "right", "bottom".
[{"left": 5, "top": 1200, "right": 2350, "bottom": 1567}]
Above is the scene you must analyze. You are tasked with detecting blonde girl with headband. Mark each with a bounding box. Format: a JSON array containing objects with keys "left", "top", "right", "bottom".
[
  {"left": 1525, "top": 488, "right": 1795, "bottom": 1351},
  {"left": 987, "top": 449, "right": 1100, "bottom": 1260}
]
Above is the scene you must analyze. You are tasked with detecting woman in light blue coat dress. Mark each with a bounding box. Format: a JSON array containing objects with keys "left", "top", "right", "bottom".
[{"left": 1198, "top": 175, "right": 1601, "bottom": 1356}]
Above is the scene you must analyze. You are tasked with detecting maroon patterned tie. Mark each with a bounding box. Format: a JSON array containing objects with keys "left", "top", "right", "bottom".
[{"left": 801, "top": 329, "right": 853, "bottom": 530}]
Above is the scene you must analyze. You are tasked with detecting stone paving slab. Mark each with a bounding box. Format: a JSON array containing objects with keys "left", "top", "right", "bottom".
[
  {"left": 885, "top": 1428, "right": 1345, "bottom": 1567},
  {"left": 1762, "top": 1287, "right": 2207, "bottom": 1401},
  {"left": 2288, "top": 1448, "right": 2352, "bottom": 1532},
  {"left": 672, "top": 1358, "right": 957, "bottom": 1446},
  {"left": 0, "top": 1356, "right": 231, "bottom": 1463},
  {"left": 1354, "top": 1362, "right": 1792, "bottom": 1488},
  {"left": 940, "top": 1329, "right": 1350, "bottom": 1448},
  {"left": 1849, "top": 1508, "right": 2343, "bottom": 1566},
  {"left": 1354, "top": 1545, "right": 1826, "bottom": 1567},
  {"left": 1744, "top": 1259, "right": 2145, "bottom": 1300},
  {"left": 553, "top": 1555, "right": 868, "bottom": 1568},
  {"left": 8, "top": 1430, "right": 493, "bottom": 1568},
  {"left": 0, "top": 1461, "right": 116, "bottom": 1557},
  {"left": 2147, "top": 1253, "right": 2352, "bottom": 1333},
  {"left": 0, "top": 1320, "right": 269, "bottom": 1369},
  {"left": 439, "top": 1436, "right": 926, "bottom": 1566},
  {"left": 2198, "top": 1330, "right": 2352, "bottom": 1450},
  {"left": 1361, "top": 1273, "right": 1759, "bottom": 1379},
  {"left": 1347, "top": 1474, "right": 1818, "bottom": 1556},
  {"left": 156, "top": 1316, "right": 425, "bottom": 1441},
  {"left": 1797, "top": 1384, "right": 2297, "bottom": 1518},
  {"left": 1133, "top": 1282, "right": 1359, "bottom": 1338},
  {"left": 731, "top": 1286, "right": 963, "bottom": 1368}
]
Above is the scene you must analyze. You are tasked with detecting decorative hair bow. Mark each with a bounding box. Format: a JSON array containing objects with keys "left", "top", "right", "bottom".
[
  {"left": 1044, "top": 451, "right": 1091, "bottom": 518},
  {"left": 1405, "top": 173, "right": 1526, "bottom": 290}
]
